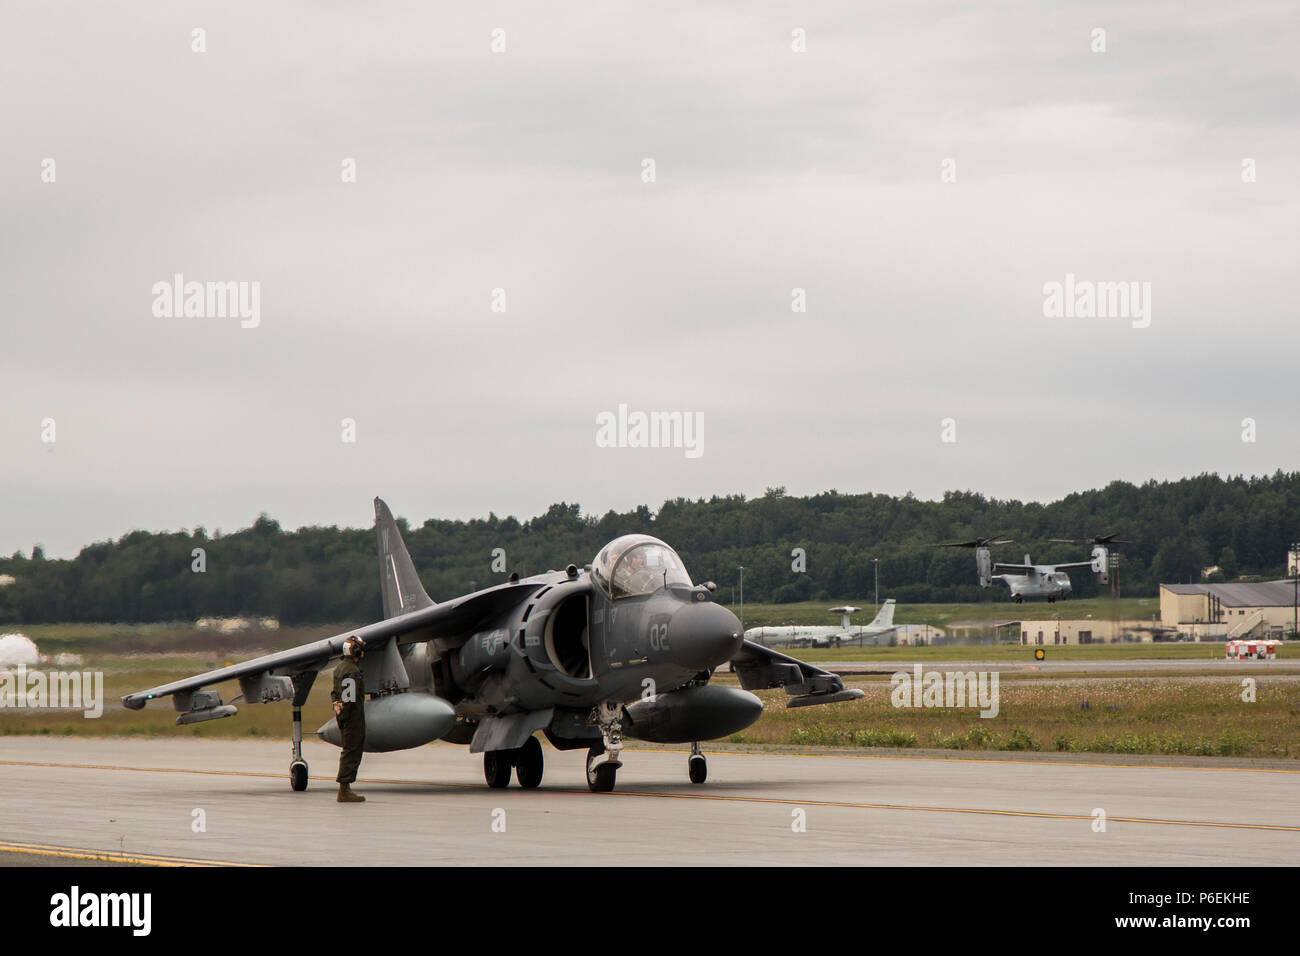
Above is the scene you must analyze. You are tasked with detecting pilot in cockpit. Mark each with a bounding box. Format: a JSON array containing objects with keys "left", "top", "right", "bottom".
[{"left": 614, "top": 546, "right": 660, "bottom": 596}]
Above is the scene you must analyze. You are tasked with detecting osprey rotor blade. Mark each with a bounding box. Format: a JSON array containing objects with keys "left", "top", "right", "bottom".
[{"left": 936, "top": 536, "right": 1013, "bottom": 549}]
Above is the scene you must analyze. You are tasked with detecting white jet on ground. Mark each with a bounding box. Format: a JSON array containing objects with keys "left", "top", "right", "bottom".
[{"left": 744, "top": 600, "right": 899, "bottom": 647}]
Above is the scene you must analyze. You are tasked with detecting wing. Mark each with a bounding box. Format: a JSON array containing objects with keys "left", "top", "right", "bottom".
[
  {"left": 991, "top": 562, "right": 1036, "bottom": 575},
  {"left": 122, "top": 581, "right": 542, "bottom": 712},
  {"left": 728, "top": 640, "right": 864, "bottom": 708},
  {"left": 1047, "top": 560, "right": 1095, "bottom": 572}
]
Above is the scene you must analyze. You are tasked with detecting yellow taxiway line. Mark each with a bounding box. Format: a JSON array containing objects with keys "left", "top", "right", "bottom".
[
  {"left": 656, "top": 747, "right": 1300, "bottom": 774},
  {"left": 0, "top": 839, "right": 263, "bottom": 867}
]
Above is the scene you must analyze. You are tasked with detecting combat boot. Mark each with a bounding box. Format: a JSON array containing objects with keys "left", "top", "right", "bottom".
[{"left": 337, "top": 783, "right": 366, "bottom": 803}]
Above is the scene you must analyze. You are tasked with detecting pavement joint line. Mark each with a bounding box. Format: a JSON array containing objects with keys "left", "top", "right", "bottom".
[
  {"left": 4, "top": 758, "right": 1296, "bottom": 834},
  {"left": 581, "top": 788, "right": 1300, "bottom": 832}
]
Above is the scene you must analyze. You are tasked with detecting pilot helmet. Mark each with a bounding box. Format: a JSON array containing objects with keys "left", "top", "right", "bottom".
[{"left": 343, "top": 636, "right": 366, "bottom": 659}]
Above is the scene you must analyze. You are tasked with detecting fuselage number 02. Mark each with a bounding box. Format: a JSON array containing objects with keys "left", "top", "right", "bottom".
[{"left": 649, "top": 620, "right": 671, "bottom": 652}]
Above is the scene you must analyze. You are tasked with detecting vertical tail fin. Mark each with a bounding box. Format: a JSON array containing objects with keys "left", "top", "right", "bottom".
[
  {"left": 374, "top": 497, "right": 435, "bottom": 619},
  {"left": 869, "top": 599, "right": 896, "bottom": 629}
]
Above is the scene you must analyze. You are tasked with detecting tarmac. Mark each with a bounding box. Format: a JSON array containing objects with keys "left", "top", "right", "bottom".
[
  {"left": 0, "top": 737, "right": 1296, "bottom": 866},
  {"left": 820, "top": 658, "right": 1296, "bottom": 674}
]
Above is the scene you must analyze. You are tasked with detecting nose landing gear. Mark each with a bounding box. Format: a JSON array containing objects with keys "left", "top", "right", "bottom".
[
  {"left": 586, "top": 744, "right": 618, "bottom": 792},
  {"left": 586, "top": 701, "right": 624, "bottom": 793}
]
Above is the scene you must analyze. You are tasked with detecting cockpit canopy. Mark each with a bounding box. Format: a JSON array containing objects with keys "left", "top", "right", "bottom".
[{"left": 591, "top": 534, "right": 692, "bottom": 599}]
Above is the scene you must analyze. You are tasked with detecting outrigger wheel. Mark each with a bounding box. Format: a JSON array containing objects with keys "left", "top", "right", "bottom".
[
  {"left": 289, "top": 705, "right": 308, "bottom": 792},
  {"left": 688, "top": 741, "right": 707, "bottom": 784},
  {"left": 484, "top": 750, "right": 513, "bottom": 788}
]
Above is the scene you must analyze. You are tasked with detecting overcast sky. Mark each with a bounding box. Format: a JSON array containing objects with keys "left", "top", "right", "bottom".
[{"left": 2, "top": 2, "right": 1297, "bottom": 557}]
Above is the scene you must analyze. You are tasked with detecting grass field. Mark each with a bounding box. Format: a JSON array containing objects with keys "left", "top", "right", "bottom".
[
  {"left": 11, "top": 622, "right": 340, "bottom": 655},
  {"left": 10, "top": 619, "right": 1229, "bottom": 663},
  {"left": 1, "top": 620, "right": 1295, "bottom": 759},
  {"left": 725, "top": 596, "right": 1256, "bottom": 661},
  {"left": 728, "top": 677, "right": 1300, "bottom": 759},
  {"left": 4, "top": 662, "right": 1295, "bottom": 760},
  {"left": 791, "top": 643, "right": 1243, "bottom": 662},
  {"left": 16, "top": 597, "right": 1161, "bottom": 639},
  {"left": 729, "top": 596, "right": 1159, "bottom": 629}
]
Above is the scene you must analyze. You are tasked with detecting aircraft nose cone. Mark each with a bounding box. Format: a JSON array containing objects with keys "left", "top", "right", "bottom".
[{"left": 670, "top": 601, "right": 743, "bottom": 670}]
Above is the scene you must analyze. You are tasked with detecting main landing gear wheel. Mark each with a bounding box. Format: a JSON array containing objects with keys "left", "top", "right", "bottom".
[
  {"left": 289, "top": 760, "right": 308, "bottom": 792},
  {"left": 484, "top": 750, "right": 513, "bottom": 789},
  {"left": 688, "top": 740, "right": 707, "bottom": 784},
  {"left": 586, "top": 744, "right": 618, "bottom": 793},
  {"left": 515, "top": 736, "right": 544, "bottom": 789}
]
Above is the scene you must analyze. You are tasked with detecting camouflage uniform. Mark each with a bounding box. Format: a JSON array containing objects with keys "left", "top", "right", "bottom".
[{"left": 331, "top": 658, "right": 366, "bottom": 784}]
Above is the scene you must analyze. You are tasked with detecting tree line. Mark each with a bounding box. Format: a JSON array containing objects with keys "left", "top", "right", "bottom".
[{"left": 3, "top": 472, "right": 1298, "bottom": 625}]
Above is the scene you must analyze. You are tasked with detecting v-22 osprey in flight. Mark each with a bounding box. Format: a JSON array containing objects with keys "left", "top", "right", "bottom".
[{"left": 939, "top": 534, "right": 1125, "bottom": 603}]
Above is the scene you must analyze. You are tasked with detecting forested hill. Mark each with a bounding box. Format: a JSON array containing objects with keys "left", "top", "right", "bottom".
[{"left": 3, "top": 472, "right": 1298, "bottom": 625}]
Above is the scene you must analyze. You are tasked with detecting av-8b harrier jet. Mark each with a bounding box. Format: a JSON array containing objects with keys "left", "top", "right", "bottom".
[{"left": 124, "top": 499, "right": 862, "bottom": 793}]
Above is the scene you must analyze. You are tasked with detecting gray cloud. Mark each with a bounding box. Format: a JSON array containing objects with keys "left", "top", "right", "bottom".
[{"left": 1, "top": 2, "right": 1297, "bottom": 556}]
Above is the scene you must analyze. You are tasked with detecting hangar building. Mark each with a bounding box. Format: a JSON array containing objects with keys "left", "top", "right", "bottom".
[{"left": 1160, "top": 581, "right": 1299, "bottom": 640}]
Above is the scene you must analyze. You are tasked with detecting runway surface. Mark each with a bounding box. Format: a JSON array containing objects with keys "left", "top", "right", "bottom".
[
  {"left": 0, "top": 737, "right": 1296, "bottom": 866},
  {"left": 823, "top": 659, "right": 1297, "bottom": 674}
]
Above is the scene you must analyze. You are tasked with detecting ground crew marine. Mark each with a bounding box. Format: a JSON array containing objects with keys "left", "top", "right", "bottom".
[{"left": 332, "top": 636, "right": 367, "bottom": 803}]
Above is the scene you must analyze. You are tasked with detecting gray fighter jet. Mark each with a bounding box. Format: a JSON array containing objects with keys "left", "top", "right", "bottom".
[{"left": 123, "top": 498, "right": 863, "bottom": 792}]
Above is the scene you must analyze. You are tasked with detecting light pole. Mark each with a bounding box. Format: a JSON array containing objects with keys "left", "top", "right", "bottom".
[
  {"left": 1292, "top": 543, "right": 1299, "bottom": 640},
  {"left": 738, "top": 566, "right": 745, "bottom": 631}
]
